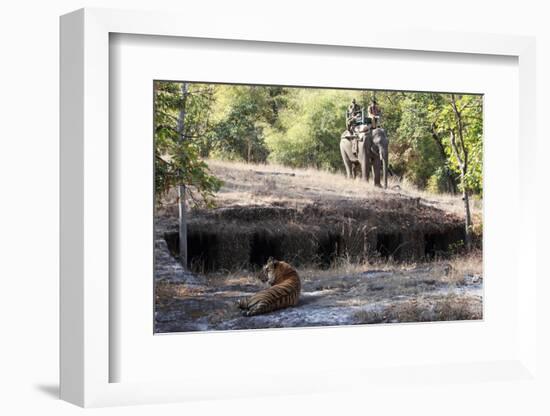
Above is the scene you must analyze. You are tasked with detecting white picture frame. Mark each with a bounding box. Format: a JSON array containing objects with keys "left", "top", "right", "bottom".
[{"left": 60, "top": 7, "right": 538, "bottom": 408}]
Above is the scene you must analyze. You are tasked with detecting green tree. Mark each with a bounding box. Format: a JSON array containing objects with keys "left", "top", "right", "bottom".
[
  {"left": 430, "top": 93, "right": 483, "bottom": 248},
  {"left": 154, "top": 81, "right": 222, "bottom": 206},
  {"left": 265, "top": 89, "right": 354, "bottom": 170},
  {"left": 393, "top": 94, "right": 442, "bottom": 187},
  {"left": 391, "top": 93, "right": 459, "bottom": 193},
  {"left": 209, "top": 85, "right": 288, "bottom": 162}
]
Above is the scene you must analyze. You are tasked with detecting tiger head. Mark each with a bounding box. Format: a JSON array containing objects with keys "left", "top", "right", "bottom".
[{"left": 258, "top": 257, "right": 279, "bottom": 285}]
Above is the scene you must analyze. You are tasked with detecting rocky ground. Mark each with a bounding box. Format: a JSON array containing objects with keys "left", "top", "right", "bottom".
[{"left": 154, "top": 239, "right": 483, "bottom": 332}]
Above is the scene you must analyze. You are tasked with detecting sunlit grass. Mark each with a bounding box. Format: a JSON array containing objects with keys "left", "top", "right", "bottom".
[
  {"left": 205, "top": 158, "right": 481, "bottom": 218},
  {"left": 156, "top": 158, "right": 482, "bottom": 236}
]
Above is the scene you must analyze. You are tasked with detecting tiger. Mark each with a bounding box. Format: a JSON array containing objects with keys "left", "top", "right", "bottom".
[{"left": 237, "top": 257, "right": 301, "bottom": 316}]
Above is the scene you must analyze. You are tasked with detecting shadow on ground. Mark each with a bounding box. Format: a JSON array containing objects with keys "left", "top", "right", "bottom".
[{"left": 34, "top": 384, "right": 59, "bottom": 399}]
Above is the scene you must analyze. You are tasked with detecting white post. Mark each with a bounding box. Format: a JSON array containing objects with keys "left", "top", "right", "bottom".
[
  {"left": 177, "top": 82, "right": 189, "bottom": 269},
  {"left": 178, "top": 184, "right": 188, "bottom": 269}
]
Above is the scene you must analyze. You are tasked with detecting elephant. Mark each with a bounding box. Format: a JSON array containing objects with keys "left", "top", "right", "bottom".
[{"left": 340, "top": 126, "right": 389, "bottom": 188}]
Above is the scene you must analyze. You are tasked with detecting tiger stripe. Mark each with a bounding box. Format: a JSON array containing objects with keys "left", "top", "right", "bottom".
[{"left": 238, "top": 258, "right": 301, "bottom": 316}]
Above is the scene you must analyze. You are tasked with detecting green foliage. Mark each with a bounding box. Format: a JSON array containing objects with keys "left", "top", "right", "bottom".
[
  {"left": 385, "top": 92, "right": 482, "bottom": 195},
  {"left": 207, "top": 85, "right": 287, "bottom": 162},
  {"left": 265, "top": 89, "right": 354, "bottom": 170},
  {"left": 394, "top": 94, "right": 445, "bottom": 187},
  {"left": 154, "top": 81, "right": 484, "bottom": 203},
  {"left": 154, "top": 81, "right": 222, "bottom": 206},
  {"left": 427, "top": 167, "right": 452, "bottom": 193},
  {"left": 429, "top": 94, "right": 483, "bottom": 194}
]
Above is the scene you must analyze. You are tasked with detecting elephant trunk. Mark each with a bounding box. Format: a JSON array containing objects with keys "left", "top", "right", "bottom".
[
  {"left": 381, "top": 149, "right": 388, "bottom": 189},
  {"left": 373, "top": 129, "right": 389, "bottom": 190}
]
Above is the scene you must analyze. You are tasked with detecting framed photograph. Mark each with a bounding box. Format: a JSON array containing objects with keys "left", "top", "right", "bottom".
[
  {"left": 60, "top": 8, "right": 538, "bottom": 408},
  {"left": 152, "top": 80, "right": 484, "bottom": 334}
]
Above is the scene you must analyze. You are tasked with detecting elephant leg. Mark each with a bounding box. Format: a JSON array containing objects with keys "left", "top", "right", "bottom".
[
  {"left": 340, "top": 142, "right": 352, "bottom": 179},
  {"left": 362, "top": 150, "right": 371, "bottom": 183},
  {"left": 373, "top": 156, "right": 381, "bottom": 187},
  {"left": 361, "top": 157, "right": 368, "bottom": 182}
]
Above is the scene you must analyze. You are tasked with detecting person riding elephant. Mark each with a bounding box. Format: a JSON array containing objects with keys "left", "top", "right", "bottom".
[
  {"left": 368, "top": 99, "right": 382, "bottom": 129},
  {"left": 340, "top": 125, "right": 389, "bottom": 188},
  {"left": 346, "top": 99, "right": 362, "bottom": 134}
]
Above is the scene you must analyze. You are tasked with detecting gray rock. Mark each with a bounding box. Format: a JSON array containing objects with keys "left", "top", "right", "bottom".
[
  {"left": 154, "top": 239, "right": 204, "bottom": 286},
  {"left": 464, "top": 273, "right": 483, "bottom": 285}
]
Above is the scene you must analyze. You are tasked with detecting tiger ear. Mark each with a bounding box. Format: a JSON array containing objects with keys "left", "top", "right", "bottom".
[{"left": 267, "top": 256, "right": 278, "bottom": 266}]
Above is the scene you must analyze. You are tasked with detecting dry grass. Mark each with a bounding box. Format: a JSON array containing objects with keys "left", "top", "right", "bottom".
[
  {"left": 155, "top": 282, "right": 204, "bottom": 298},
  {"left": 354, "top": 295, "right": 482, "bottom": 324},
  {"left": 297, "top": 249, "right": 481, "bottom": 281},
  {"left": 155, "top": 282, "right": 205, "bottom": 307},
  {"left": 442, "top": 250, "right": 483, "bottom": 285},
  {"left": 298, "top": 258, "right": 369, "bottom": 281},
  {"left": 157, "top": 159, "right": 482, "bottom": 223},
  {"left": 204, "top": 159, "right": 482, "bottom": 219},
  {"left": 204, "top": 271, "right": 259, "bottom": 287}
]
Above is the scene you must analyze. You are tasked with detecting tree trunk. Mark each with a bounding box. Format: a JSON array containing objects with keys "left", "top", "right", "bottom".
[
  {"left": 460, "top": 172, "right": 472, "bottom": 250},
  {"left": 178, "top": 184, "right": 188, "bottom": 269},
  {"left": 447, "top": 171, "right": 457, "bottom": 194},
  {"left": 177, "top": 82, "right": 189, "bottom": 268},
  {"left": 449, "top": 95, "right": 473, "bottom": 251},
  {"left": 430, "top": 123, "right": 458, "bottom": 194},
  {"left": 450, "top": 128, "right": 472, "bottom": 251}
]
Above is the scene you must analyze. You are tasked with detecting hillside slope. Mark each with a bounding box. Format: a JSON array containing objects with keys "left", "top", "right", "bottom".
[
  {"left": 157, "top": 160, "right": 480, "bottom": 270},
  {"left": 160, "top": 159, "right": 482, "bottom": 221}
]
